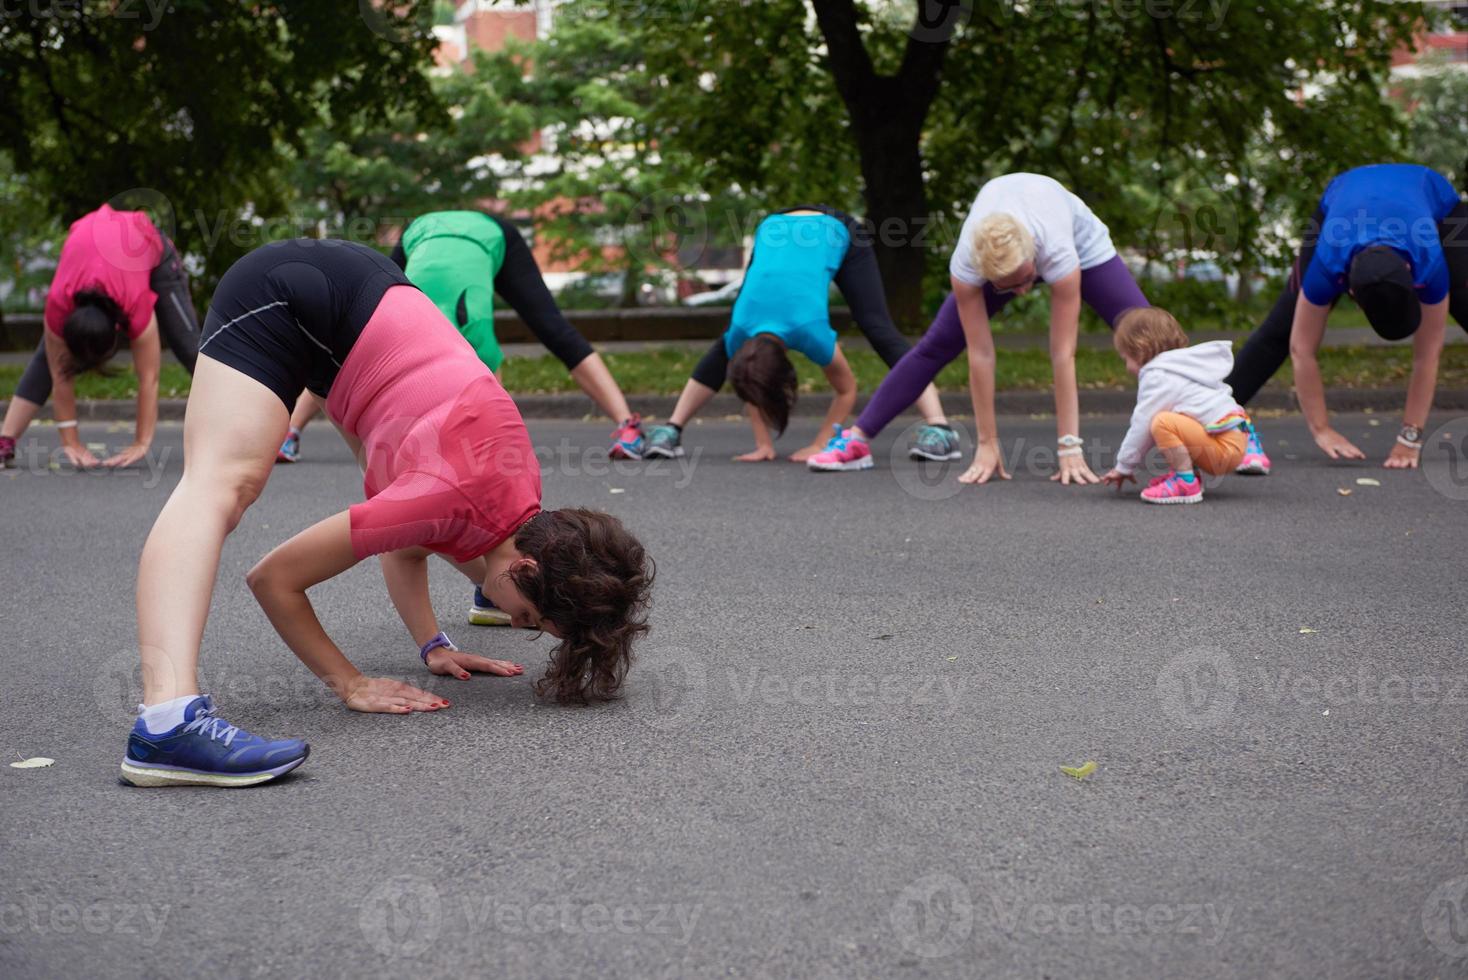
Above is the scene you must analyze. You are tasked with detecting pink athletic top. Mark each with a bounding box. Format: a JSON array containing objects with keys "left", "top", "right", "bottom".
[
  {"left": 44, "top": 205, "right": 164, "bottom": 339},
  {"left": 327, "top": 285, "right": 542, "bottom": 562}
]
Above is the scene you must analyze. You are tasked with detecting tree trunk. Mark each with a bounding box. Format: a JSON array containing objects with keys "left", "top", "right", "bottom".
[
  {"left": 810, "top": 0, "right": 955, "bottom": 331},
  {"left": 854, "top": 114, "right": 931, "bottom": 330}
]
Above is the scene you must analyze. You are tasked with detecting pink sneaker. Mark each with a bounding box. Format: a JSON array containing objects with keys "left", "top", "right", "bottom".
[
  {"left": 806, "top": 426, "right": 873, "bottom": 472},
  {"left": 609, "top": 414, "right": 645, "bottom": 460},
  {"left": 1140, "top": 470, "right": 1203, "bottom": 504},
  {"left": 1235, "top": 422, "right": 1271, "bottom": 475}
]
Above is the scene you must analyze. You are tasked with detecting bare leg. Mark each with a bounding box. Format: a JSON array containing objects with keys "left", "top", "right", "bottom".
[
  {"left": 668, "top": 378, "right": 717, "bottom": 427},
  {"left": 569, "top": 353, "right": 633, "bottom": 422},
  {"left": 914, "top": 384, "right": 947, "bottom": 425},
  {"left": 1, "top": 396, "right": 41, "bottom": 441},
  {"left": 288, "top": 392, "right": 322, "bottom": 433},
  {"left": 136, "top": 357, "right": 288, "bottom": 703}
]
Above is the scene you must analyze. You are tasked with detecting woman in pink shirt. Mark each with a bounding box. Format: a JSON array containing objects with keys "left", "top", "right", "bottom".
[
  {"left": 122, "top": 238, "right": 653, "bottom": 789},
  {"left": 0, "top": 204, "right": 200, "bottom": 468}
]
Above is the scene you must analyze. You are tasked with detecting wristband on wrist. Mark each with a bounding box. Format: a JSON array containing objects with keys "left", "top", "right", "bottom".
[
  {"left": 56, "top": 420, "right": 78, "bottom": 430},
  {"left": 1056, "top": 447, "right": 1084, "bottom": 459},
  {"left": 419, "top": 631, "right": 456, "bottom": 664},
  {"left": 1396, "top": 435, "right": 1423, "bottom": 450}
]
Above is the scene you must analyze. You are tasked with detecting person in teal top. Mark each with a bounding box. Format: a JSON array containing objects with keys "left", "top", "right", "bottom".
[
  {"left": 276, "top": 211, "right": 648, "bottom": 466},
  {"left": 644, "top": 205, "right": 951, "bottom": 463},
  {"left": 721, "top": 211, "right": 849, "bottom": 368}
]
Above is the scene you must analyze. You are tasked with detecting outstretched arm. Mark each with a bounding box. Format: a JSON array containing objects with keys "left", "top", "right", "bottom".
[
  {"left": 379, "top": 548, "right": 525, "bottom": 681},
  {"left": 790, "top": 345, "right": 858, "bottom": 461},
  {"left": 246, "top": 512, "right": 447, "bottom": 713},
  {"left": 1047, "top": 271, "right": 1098, "bottom": 485},
  {"left": 953, "top": 279, "right": 1010, "bottom": 484},
  {"left": 105, "top": 316, "right": 160, "bottom": 468},
  {"left": 1387, "top": 298, "right": 1448, "bottom": 469},
  {"left": 43, "top": 330, "right": 98, "bottom": 468},
  {"left": 1289, "top": 293, "right": 1364, "bottom": 460}
]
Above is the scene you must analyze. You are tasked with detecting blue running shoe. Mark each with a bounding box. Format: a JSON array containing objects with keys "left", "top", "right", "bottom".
[
  {"left": 121, "top": 696, "right": 309, "bottom": 788},
  {"left": 276, "top": 427, "right": 301, "bottom": 464},
  {"left": 469, "top": 585, "right": 512, "bottom": 627},
  {"left": 909, "top": 424, "right": 960, "bottom": 461}
]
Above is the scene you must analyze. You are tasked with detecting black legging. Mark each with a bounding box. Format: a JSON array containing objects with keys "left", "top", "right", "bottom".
[
  {"left": 690, "top": 204, "right": 915, "bottom": 390},
  {"left": 1227, "top": 200, "right": 1468, "bottom": 404},
  {"left": 15, "top": 236, "right": 199, "bottom": 404},
  {"left": 390, "top": 214, "right": 595, "bottom": 371}
]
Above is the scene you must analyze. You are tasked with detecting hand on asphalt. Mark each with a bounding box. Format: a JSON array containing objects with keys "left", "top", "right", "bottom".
[
  {"left": 342, "top": 676, "right": 449, "bottom": 713},
  {"left": 425, "top": 649, "right": 525, "bottom": 681},
  {"left": 958, "top": 442, "right": 1010, "bottom": 484}
]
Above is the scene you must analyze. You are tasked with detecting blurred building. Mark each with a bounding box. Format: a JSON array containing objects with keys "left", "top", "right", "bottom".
[{"left": 1392, "top": 0, "right": 1468, "bottom": 75}]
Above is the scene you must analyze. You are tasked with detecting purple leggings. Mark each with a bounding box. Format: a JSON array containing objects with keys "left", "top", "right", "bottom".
[{"left": 856, "top": 255, "right": 1149, "bottom": 436}]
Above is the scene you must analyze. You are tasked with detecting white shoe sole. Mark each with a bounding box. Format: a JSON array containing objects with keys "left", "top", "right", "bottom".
[
  {"left": 120, "top": 755, "right": 306, "bottom": 788},
  {"left": 909, "top": 448, "right": 961, "bottom": 461},
  {"left": 807, "top": 456, "right": 874, "bottom": 472},
  {"left": 1142, "top": 492, "right": 1203, "bottom": 505},
  {"left": 643, "top": 447, "right": 685, "bottom": 459},
  {"left": 1235, "top": 461, "right": 1270, "bottom": 475}
]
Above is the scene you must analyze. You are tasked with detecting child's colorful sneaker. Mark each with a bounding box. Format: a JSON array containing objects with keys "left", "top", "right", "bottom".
[
  {"left": 643, "top": 424, "right": 684, "bottom": 459},
  {"left": 0, "top": 435, "right": 15, "bottom": 468},
  {"left": 807, "top": 426, "right": 873, "bottom": 472},
  {"left": 469, "top": 586, "right": 512, "bottom": 626},
  {"left": 609, "top": 414, "right": 645, "bottom": 460},
  {"left": 909, "top": 423, "right": 960, "bottom": 461},
  {"left": 276, "top": 428, "right": 301, "bottom": 464},
  {"left": 1235, "top": 422, "right": 1271, "bottom": 475},
  {"left": 1140, "top": 470, "right": 1203, "bottom": 505},
  {"left": 120, "top": 696, "right": 309, "bottom": 788}
]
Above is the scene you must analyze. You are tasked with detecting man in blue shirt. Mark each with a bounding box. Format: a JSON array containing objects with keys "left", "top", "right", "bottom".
[{"left": 1227, "top": 164, "right": 1467, "bottom": 470}]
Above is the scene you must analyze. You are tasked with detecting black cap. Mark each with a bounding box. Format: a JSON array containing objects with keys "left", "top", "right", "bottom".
[{"left": 1348, "top": 246, "right": 1420, "bottom": 340}]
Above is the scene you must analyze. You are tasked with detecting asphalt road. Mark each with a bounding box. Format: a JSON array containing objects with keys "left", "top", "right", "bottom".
[{"left": 2, "top": 411, "right": 1467, "bottom": 979}]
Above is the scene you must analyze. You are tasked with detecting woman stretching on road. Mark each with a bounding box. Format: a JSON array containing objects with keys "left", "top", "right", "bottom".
[
  {"left": 807, "top": 173, "right": 1157, "bottom": 482},
  {"left": 1225, "top": 163, "right": 1467, "bottom": 469},
  {"left": 0, "top": 204, "right": 199, "bottom": 469},
  {"left": 122, "top": 239, "right": 652, "bottom": 789},
  {"left": 276, "top": 211, "right": 647, "bottom": 462},
  {"left": 643, "top": 205, "right": 952, "bottom": 463}
]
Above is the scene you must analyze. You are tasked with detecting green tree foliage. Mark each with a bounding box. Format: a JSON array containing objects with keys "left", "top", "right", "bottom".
[
  {"left": 587, "top": 0, "right": 1428, "bottom": 325},
  {"left": 0, "top": 0, "right": 441, "bottom": 283},
  {"left": 484, "top": 3, "right": 755, "bottom": 307},
  {"left": 282, "top": 49, "right": 537, "bottom": 250},
  {"left": 1396, "top": 51, "right": 1468, "bottom": 189}
]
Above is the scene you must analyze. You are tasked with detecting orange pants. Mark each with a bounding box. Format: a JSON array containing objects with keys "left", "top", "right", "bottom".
[{"left": 1150, "top": 412, "right": 1248, "bottom": 476}]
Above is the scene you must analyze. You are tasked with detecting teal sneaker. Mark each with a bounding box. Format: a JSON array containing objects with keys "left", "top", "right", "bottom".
[
  {"left": 644, "top": 424, "right": 684, "bottom": 459},
  {"left": 909, "top": 424, "right": 960, "bottom": 461}
]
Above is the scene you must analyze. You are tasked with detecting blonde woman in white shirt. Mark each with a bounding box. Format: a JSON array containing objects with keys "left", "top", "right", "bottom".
[{"left": 808, "top": 173, "right": 1150, "bottom": 484}]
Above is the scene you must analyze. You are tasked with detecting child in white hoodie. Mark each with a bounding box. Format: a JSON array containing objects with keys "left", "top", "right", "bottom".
[{"left": 1100, "top": 308, "right": 1254, "bottom": 504}]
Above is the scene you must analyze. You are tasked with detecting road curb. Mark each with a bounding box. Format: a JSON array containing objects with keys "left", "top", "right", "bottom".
[{"left": 5, "top": 387, "right": 1467, "bottom": 422}]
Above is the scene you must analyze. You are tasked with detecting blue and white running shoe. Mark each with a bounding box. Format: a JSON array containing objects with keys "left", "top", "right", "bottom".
[
  {"left": 909, "top": 424, "right": 961, "bottom": 461},
  {"left": 121, "top": 696, "right": 309, "bottom": 788}
]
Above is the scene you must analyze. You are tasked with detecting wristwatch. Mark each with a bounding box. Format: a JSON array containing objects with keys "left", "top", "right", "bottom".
[{"left": 1398, "top": 425, "right": 1423, "bottom": 449}]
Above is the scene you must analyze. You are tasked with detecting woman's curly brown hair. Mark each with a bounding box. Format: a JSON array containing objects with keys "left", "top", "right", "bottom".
[{"left": 511, "top": 508, "right": 654, "bottom": 704}]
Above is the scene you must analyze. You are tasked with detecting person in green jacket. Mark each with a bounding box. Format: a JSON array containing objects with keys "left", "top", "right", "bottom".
[{"left": 277, "top": 211, "right": 647, "bottom": 465}]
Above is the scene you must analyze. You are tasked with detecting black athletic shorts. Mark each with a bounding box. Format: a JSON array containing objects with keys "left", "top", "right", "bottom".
[{"left": 198, "top": 239, "right": 411, "bottom": 411}]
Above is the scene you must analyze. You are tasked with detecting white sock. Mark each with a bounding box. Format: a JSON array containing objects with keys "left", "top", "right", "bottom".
[{"left": 137, "top": 694, "right": 202, "bottom": 735}]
